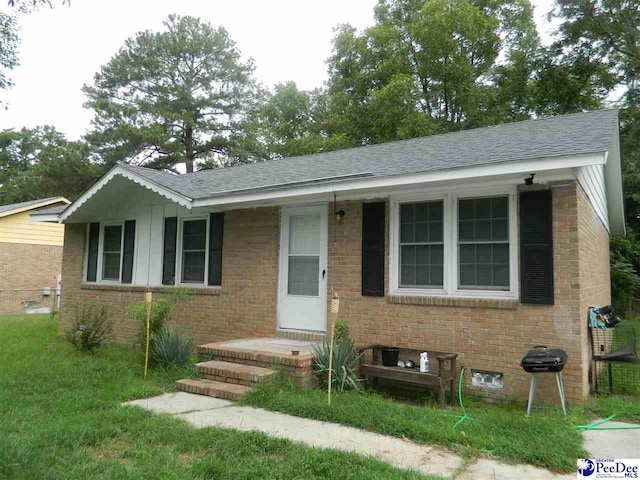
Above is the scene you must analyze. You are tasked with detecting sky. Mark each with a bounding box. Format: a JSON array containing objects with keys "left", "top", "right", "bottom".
[{"left": 0, "top": 0, "right": 556, "bottom": 141}]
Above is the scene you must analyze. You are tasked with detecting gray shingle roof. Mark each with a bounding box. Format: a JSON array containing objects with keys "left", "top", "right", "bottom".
[
  {"left": 0, "top": 197, "right": 64, "bottom": 216},
  {"left": 120, "top": 109, "right": 619, "bottom": 200},
  {"left": 31, "top": 204, "right": 69, "bottom": 215}
]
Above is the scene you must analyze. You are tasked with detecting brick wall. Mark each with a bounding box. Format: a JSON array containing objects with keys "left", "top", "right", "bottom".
[
  {"left": 59, "top": 208, "right": 280, "bottom": 345},
  {"left": 324, "top": 181, "right": 609, "bottom": 406},
  {"left": 0, "top": 242, "right": 62, "bottom": 315},
  {"left": 58, "top": 180, "right": 611, "bottom": 405}
]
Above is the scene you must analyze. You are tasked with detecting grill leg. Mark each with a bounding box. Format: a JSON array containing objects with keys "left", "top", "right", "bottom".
[
  {"left": 527, "top": 373, "right": 536, "bottom": 416},
  {"left": 555, "top": 372, "right": 567, "bottom": 416}
]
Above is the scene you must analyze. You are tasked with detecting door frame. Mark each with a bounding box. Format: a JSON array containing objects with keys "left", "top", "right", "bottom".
[{"left": 277, "top": 204, "right": 328, "bottom": 333}]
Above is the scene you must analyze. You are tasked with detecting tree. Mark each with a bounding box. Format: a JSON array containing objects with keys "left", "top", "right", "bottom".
[
  {"left": 325, "top": 0, "right": 542, "bottom": 145},
  {"left": 0, "top": 126, "right": 100, "bottom": 204},
  {"left": 255, "top": 82, "right": 350, "bottom": 159},
  {"left": 84, "top": 14, "right": 264, "bottom": 173}
]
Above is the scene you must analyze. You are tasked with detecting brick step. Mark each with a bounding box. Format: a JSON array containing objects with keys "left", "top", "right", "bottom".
[
  {"left": 198, "top": 344, "right": 314, "bottom": 369},
  {"left": 175, "top": 378, "right": 250, "bottom": 401},
  {"left": 196, "top": 360, "right": 276, "bottom": 386}
]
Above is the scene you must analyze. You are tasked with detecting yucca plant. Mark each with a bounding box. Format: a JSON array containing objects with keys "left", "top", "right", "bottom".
[
  {"left": 312, "top": 338, "right": 363, "bottom": 392},
  {"left": 149, "top": 327, "right": 192, "bottom": 369}
]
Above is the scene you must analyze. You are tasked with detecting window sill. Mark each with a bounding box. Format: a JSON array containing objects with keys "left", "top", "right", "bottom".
[
  {"left": 80, "top": 283, "right": 222, "bottom": 296},
  {"left": 388, "top": 295, "right": 519, "bottom": 310}
]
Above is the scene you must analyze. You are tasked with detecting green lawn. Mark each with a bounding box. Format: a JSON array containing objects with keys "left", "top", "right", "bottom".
[
  {"left": 242, "top": 320, "right": 640, "bottom": 475},
  {"left": 0, "top": 315, "right": 430, "bottom": 480}
]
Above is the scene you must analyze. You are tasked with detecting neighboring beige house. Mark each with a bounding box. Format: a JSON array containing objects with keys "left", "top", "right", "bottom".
[
  {"left": 0, "top": 197, "right": 70, "bottom": 314},
  {"left": 51, "top": 110, "right": 624, "bottom": 405}
]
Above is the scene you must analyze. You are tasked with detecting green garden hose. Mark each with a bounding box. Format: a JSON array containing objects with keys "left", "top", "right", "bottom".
[
  {"left": 578, "top": 414, "right": 640, "bottom": 431},
  {"left": 424, "top": 364, "right": 476, "bottom": 428}
]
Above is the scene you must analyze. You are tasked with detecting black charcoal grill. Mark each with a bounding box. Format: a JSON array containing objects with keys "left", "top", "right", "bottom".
[
  {"left": 521, "top": 345, "right": 568, "bottom": 373},
  {"left": 521, "top": 345, "right": 568, "bottom": 416}
]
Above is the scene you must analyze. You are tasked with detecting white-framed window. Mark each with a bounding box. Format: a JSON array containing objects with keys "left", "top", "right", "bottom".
[
  {"left": 390, "top": 186, "right": 518, "bottom": 299},
  {"left": 101, "top": 223, "right": 124, "bottom": 281},
  {"left": 177, "top": 217, "right": 209, "bottom": 285}
]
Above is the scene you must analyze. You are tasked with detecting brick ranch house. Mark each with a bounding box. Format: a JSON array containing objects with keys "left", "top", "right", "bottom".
[
  {"left": 0, "top": 197, "right": 70, "bottom": 314},
  {"left": 50, "top": 109, "right": 624, "bottom": 406}
]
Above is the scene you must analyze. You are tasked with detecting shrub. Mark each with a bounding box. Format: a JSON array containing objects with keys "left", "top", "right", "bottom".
[
  {"left": 312, "top": 338, "right": 362, "bottom": 392},
  {"left": 65, "top": 304, "right": 113, "bottom": 353},
  {"left": 610, "top": 233, "right": 640, "bottom": 315},
  {"left": 149, "top": 327, "right": 192, "bottom": 369},
  {"left": 128, "top": 288, "right": 191, "bottom": 348},
  {"left": 333, "top": 319, "right": 350, "bottom": 342}
]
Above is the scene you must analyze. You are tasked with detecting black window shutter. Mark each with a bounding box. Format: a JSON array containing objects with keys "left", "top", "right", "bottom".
[
  {"left": 208, "top": 212, "right": 224, "bottom": 286},
  {"left": 362, "top": 202, "right": 385, "bottom": 296},
  {"left": 162, "top": 217, "right": 178, "bottom": 285},
  {"left": 519, "top": 190, "right": 554, "bottom": 304},
  {"left": 86, "top": 222, "right": 100, "bottom": 282},
  {"left": 121, "top": 220, "right": 136, "bottom": 284}
]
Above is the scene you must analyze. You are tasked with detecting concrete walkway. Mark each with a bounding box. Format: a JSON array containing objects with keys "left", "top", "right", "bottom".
[
  {"left": 124, "top": 392, "right": 574, "bottom": 479},
  {"left": 583, "top": 420, "right": 640, "bottom": 458}
]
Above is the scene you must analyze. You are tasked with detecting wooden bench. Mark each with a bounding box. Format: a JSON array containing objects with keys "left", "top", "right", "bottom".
[{"left": 357, "top": 345, "right": 458, "bottom": 408}]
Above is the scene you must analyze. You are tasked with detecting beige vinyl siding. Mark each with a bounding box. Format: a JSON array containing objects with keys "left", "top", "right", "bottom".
[{"left": 0, "top": 211, "right": 65, "bottom": 246}]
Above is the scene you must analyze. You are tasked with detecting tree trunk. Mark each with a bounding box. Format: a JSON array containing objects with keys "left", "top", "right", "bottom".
[{"left": 184, "top": 125, "right": 194, "bottom": 173}]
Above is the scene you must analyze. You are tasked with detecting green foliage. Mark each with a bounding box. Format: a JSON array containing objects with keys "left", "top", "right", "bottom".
[
  {"left": 128, "top": 288, "right": 191, "bottom": 348},
  {"left": 149, "top": 327, "right": 193, "bottom": 369},
  {"left": 312, "top": 338, "right": 362, "bottom": 392},
  {"left": 610, "top": 234, "right": 640, "bottom": 315},
  {"left": 0, "top": 12, "right": 19, "bottom": 95},
  {"left": 83, "top": 14, "right": 265, "bottom": 172},
  {"left": 0, "top": 126, "right": 101, "bottom": 204},
  {"left": 64, "top": 304, "right": 113, "bottom": 353},
  {"left": 333, "top": 319, "right": 350, "bottom": 343}
]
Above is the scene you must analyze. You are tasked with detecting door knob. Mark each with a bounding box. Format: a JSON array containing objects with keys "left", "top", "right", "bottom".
[{"left": 322, "top": 269, "right": 326, "bottom": 279}]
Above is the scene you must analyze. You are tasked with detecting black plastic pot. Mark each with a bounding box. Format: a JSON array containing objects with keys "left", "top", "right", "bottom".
[{"left": 381, "top": 346, "right": 400, "bottom": 366}]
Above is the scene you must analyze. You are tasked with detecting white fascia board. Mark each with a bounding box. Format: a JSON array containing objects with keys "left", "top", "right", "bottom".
[
  {"left": 30, "top": 213, "right": 63, "bottom": 223},
  {"left": 193, "top": 152, "right": 606, "bottom": 208},
  {"left": 59, "top": 165, "right": 192, "bottom": 223}
]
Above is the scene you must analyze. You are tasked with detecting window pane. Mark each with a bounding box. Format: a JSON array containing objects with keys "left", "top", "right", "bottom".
[
  {"left": 459, "top": 220, "right": 474, "bottom": 241},
  {"left": 103, "top": 225, "right": 122, "bottom": 252},
  {"left": 400, "top": 204, "right": 414, "bottom": 223},
  {"left": 289, "top": 215, "right": 320, "bottom": 255},
  {"left": 494, "top": 265, "right": 509, "bottom": 287},
  {"left": 457, "top": 196, "right": 510, "bottom": 290},
  {"left": 416, "top": 245, "right": 429, "bottom": 264},
  {"left": 401, "top": 222, "right": 414, "bottom": 243},
  {"left": 182, "top": 251, "right": 205, "bottom": 282},
  {"left": 401, "top": 265, "right": 415, "bottom": 285},
  {"left": 431, "top": 266, "right": 443, "bottom": 286},
  {"left": 460, "top": 244, "right": 475, "bottom": 263},
  {"left": 415, "top": 203, "right": 429, "bottom": 222},
  {"left": 183, "top": 220, "right": 206, "bottom": 250},
  {"left": 492, "top": 197, "right": 508, "bottom": 218},
  {"left": 401, "top": 245, "right": 415, "bottom": 265},
  {"left": 492, "top": 219, "right": 508, "bottom": 241},
  {"left": 415, "top": 222, "right": 429, "bottom": 242},
  {"left": 430, "top": 245, "right": 444, "bottom": 265},
  {"left": 430, "top": 221, "right": 443, "bottom": 242},
  {"left": 459, "top": 199, "right": 474, "bottom": 220},
  {"left": 416, "top": 266, "right": 429, "bottom": 285},
  {"left": 288, "top": 256, "right": 319, "bottom": 296},
  {"left": 102, "top": 252, "right": 121, "bottom": 280},
  {"left": 429, "top": 202, "right": 443, "bottom": 221},
  {"left": 460, "top": 265, "right": 475, "bottom": 286}
]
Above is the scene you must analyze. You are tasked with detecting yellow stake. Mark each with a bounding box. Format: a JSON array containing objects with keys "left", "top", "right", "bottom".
[
  {"left": 328, "top": 293, "right": 340, "bottom": 405},
  {"left": 143, "top": 287, "right": 152, "bottom": 381}
]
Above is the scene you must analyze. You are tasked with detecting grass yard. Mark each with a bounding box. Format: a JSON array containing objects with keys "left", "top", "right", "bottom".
[
  {"left": 0, "top": 315, "right": 431, "bottom": 480},
  {"left": 242, "top": 320, "right": 640, "bottom": 475}
]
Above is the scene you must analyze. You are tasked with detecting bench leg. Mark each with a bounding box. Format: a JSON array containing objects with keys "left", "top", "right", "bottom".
[{"left": 439, "top": 382, "right": 446, "bottom": 409}]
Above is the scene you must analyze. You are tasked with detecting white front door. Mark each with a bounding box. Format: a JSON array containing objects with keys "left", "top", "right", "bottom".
[{"left": 278, "top": 205, "right": 328, "bottom": 332}]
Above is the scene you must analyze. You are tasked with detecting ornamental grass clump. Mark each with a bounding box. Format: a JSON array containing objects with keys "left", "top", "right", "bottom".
[
  {"left": 149, "top": 327, "right": 192, "bottom": 369},
  {"left": 312, "top": 338, "right": 363, "bottom": 393}
]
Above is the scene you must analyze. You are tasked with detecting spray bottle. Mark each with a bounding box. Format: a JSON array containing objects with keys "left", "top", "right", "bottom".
[{"left": 420, "top": 352, "right": 429, "bottom": 373}]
